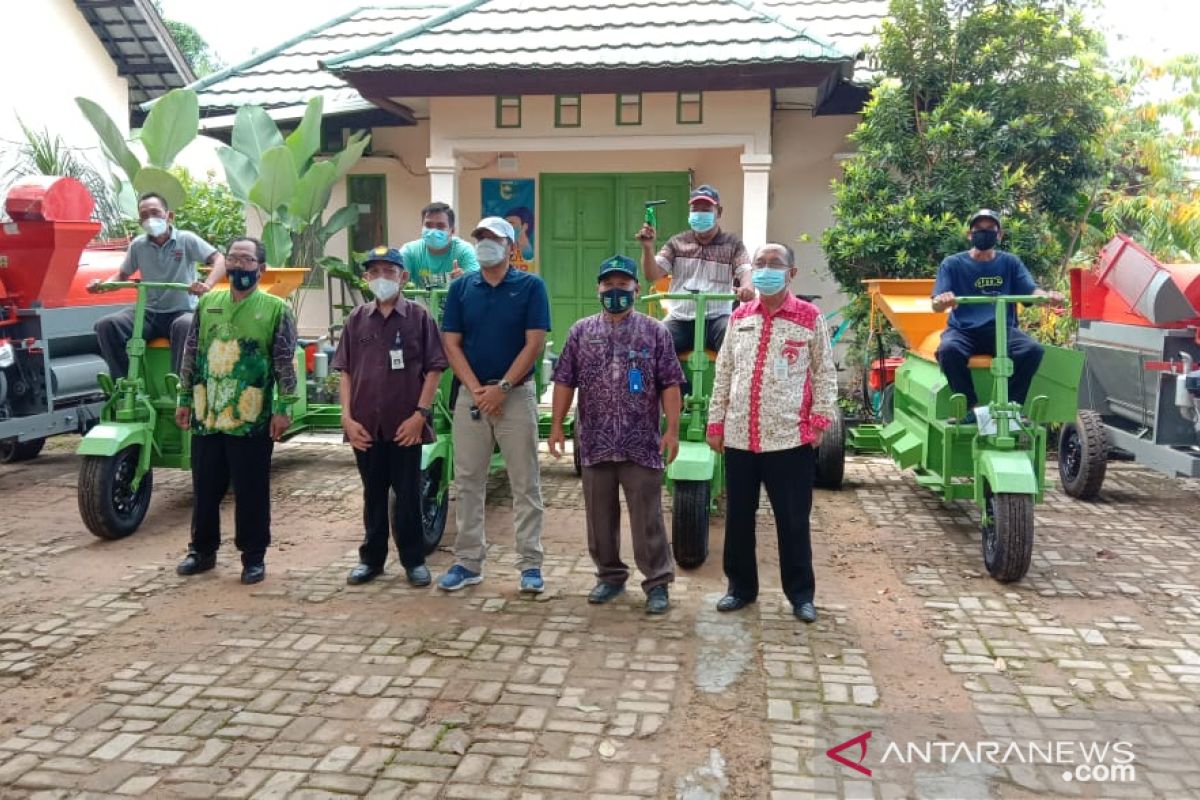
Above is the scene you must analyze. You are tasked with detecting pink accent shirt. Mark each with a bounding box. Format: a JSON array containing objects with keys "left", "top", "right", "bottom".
[{"left": 706, "top": 294, "right": 838, "bottom": 452}]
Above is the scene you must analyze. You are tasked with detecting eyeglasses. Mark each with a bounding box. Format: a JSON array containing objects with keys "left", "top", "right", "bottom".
[{"left": 226, "top": 255, "right": 259, "bottom": 266}]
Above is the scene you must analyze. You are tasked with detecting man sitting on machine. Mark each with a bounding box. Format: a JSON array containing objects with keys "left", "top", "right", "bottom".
[{"left": 931, "top": 209, "right": 1064, "bottom": 424}]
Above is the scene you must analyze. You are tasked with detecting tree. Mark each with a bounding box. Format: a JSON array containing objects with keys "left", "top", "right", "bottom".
[
  {"left": 822, "top": 0, "right": 1112, "bottom": 318},
  {"left": 170, "top": 167, "right": 246, "bottom": 251},
  {"left": 153, "top": 2, "right": 222, "bottom": 77}
]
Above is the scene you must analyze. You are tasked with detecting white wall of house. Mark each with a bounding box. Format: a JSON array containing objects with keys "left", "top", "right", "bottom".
[{"left": 0, "top": 0, "right": 129, "bottom": 159}]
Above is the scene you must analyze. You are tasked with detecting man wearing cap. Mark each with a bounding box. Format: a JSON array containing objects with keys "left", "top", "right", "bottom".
[
  {"left": 931, "top": 209, "right": 1064, "bottom": 423},
  {"left": 333, "top": 246, "right": 448, "bottom": 587},
  {"left": 637, "top": 184, "right": 754, "bottom": 356},
  {"left": 548, "top": 255, "right": 685, "bottom": 614},
  {"left": 400, "top": 202, "right": 480, "bottom": 289},
  {"left": 437, "top": 217, "right": 552, "bottom": 595}
]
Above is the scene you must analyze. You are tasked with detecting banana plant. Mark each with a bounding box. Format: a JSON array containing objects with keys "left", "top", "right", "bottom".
[
  {"left": 216, "top": 97, "right": 370, "bottom": 267},
  {"left": 76, "top": 89, "right": 200, "bottom": 215}
]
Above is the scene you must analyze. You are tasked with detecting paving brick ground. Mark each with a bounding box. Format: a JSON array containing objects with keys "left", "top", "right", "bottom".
[{"left": 0, "top": 438, "right": 1197, "bottom": 798}]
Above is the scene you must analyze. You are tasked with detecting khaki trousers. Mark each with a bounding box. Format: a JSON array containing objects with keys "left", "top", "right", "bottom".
[
  {"left": 451, "top": 383, "right": 544, "bottom": 572},
  {"left": 581, "top": 460, "right": 675, "bottom": 592}
]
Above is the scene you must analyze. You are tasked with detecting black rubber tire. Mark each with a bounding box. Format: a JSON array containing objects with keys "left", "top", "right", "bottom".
[
  {"left": 880, "top": 383, "right": 895, "bottom": 424},
  {"left": 78, "top": 448, "right": 153, "bottom": 540},
  {"left": 0, "top": 437, "right": 45, "bottom": 463},
  {"left": 814, "top": 407, "right": 846, "bottom": 490},
  {"left": 981, "top": 488, "right": 1034, "bottom": 583},
  {"left": 572, "top": 424, "right": 582, "bottom": 477},
  {"left": 392, "top": 460, "right": 449, "bottom": 555},
  {"left": 671, "top": 480, "right": 710, "bottom": 569},
  {"left": 1058, "top": 410, "right": 1108, "bottom": 501}
]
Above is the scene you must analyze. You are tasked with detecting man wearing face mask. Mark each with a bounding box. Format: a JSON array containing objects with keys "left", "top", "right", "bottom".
[
  {"left": 399, "top": 202, "right": 480, "bottom": 289},
  {"left": 638, "top": 184, "right": 754, "bottom": 356},
  {"left": 173, "top": 237, "right": 298, "bottom": 585},
  {"left": 438, "top": 217, "right": 552, "bottom": 595},
  {"left": 332, "top": 247, "right": 448, "bottom": 587},
  {"left": 90, "top": 192, "right": 227, "bottom": 378},
  {"left": 706, "top": 244, "right": 837, "bottom": 623},
  {"left": 931, "top": 209, "right": 1065, "bottom": 424},
  {"left": 548, "top": 255, "right": 685, "bottom": 614}
]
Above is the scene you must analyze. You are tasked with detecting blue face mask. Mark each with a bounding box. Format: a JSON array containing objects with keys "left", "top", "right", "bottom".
[
  {"left": 751, "top": 268, "right": 789, "bottom": 296},
  {"left": 228, "top": 269, "right": 260, "bottom": 291},
  {"left": 422, "top": 227, "right": 450, "bottom": 249},
  {"left": 688, "top": 211, "right": 716, "bottom": 233}
]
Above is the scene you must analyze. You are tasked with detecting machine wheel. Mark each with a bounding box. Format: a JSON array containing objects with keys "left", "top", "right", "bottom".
[
  {"left": 672, "top": 480, "right": 710, "bottom": 569},
  {"left": 78, "top": 448, "right": 153, "bottom": 540},
  {"left": 391, "top": 460, "right": 449, "bottom": 555},
  {"left": 981, "top": 487, "right": 1034, "bottom": 583},
  {"left": 572, "top": 425, "right": 582, "bottom": 477},
  {"left": 880, "top": 384, "right": 895, "bottom": 424},
  {"left": 814, "top": 407, "right": 846, "bottom": 490},
  {"left": 0, "top": 437, "right": 45, "bottom": 463},
  {"left": 1058, "top": 410, "right": 1108, "bottom": 501}
]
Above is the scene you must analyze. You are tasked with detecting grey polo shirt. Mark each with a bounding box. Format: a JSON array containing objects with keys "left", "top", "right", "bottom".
[{"left": 119, "top": 228, "right": 217, "bottom": 313}]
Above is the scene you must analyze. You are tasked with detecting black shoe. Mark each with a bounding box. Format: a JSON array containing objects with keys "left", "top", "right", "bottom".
[
  {"left": 347, "top": 563, "right": 382, "bottom": 585},
  {"left": 794, "top": 602, "right": 817, "bottom": 623},
  {"left": 176, "top": 552, "right": 216, "bottom": 576},
  {"left": 716, "top": 594, "right": 753, "bottom": 612},
  {"left": 588, "top": 582, "right": 626, "bottom": 604},
  {"left": 645, "top": 586, "right": 670, "bottom": 615},
  {"left": 241, "top": 564, "right": 265, "bottom": 585},
  {"left": 406, "top": 564, "right": 431, "bottom": 587}
]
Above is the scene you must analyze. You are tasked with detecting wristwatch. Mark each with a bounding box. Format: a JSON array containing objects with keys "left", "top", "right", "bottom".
[
  {"left": 499, "top": 379, "right": 512, "bottom": 394},
  {"left": 418, "top": 406, "right": 433, "bottom": 420}
]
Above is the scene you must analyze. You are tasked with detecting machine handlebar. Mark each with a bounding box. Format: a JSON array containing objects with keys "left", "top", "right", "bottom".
[
  {"left": 640, "top": 292, "right": 738, "bottom": 303},
  {"left": 94, "top": 280, "right": 194, "bottom": 292},
  {"left": 954, "top": 294, "right": 1050, "bottom": 306}
]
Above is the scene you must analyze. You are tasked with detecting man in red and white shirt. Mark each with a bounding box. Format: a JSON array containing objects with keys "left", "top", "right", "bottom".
[{"left": 706, "top": 243, "right": 838, "bottom": 623}]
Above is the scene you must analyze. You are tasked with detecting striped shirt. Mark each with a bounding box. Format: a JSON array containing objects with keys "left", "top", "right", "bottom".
[
  {"left": 707, "top": 294, "right": 838, "bottom": 453},
  {"left": 655, "top": 229, "right": 750, "bottom": 320}
]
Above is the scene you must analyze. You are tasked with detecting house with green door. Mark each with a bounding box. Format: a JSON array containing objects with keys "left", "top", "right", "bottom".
[{"left": 180, "top": 0, "right": 885, "bottom": 352}]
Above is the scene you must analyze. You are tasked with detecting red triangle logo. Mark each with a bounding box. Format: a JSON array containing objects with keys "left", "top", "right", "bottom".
[{"left": 826, "top": 731, "right": 872, "bottom": 777}]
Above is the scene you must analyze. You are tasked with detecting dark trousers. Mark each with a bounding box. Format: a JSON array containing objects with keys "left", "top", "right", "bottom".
[
  {"left": 723, "top": 446, "right": 816, "bottom": 606},
  {"left": 95, "top": 308, "right": 191, "bottom": 378},
  {"left": 581, "top": 461, "right": 675, "bottom": 592},
  {"left": 189, "top": 432, "right": 274, "bottom": 567},
  {"left": 935, "top": 325, "right": 1045, "bottom": 408},
  {"left": 354, "top": 441, "right": 425, "bottom": 570},
  {"left": 665, "top": 315, "right": 729, "bottom": 355}
]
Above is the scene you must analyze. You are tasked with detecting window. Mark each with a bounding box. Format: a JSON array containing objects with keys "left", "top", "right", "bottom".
[
  {"left": 677, "top": 91, "right": 703, "bottom": 124},
  {"left": 555, "top": 94, "right": 581, "bottom": 128},
  {"left": 496, "top": 95, "right": 522, "bottom": 128},
  {"left": 616, "top": 93, "right": 642, "bottom": 126},
  {"left": 343, "top": 175, "right": 387, "bottom": 288}
]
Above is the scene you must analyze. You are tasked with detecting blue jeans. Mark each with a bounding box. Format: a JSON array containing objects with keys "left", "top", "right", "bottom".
[{"left": 936, "top": 325, "right": 1044, "bottom": 409}]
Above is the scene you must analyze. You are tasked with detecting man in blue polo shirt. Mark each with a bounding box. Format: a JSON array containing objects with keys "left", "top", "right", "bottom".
[
  {"left": 932, "top": 209, "right": 1063, "bottom": 423},
  {"left": 438, "top": 217, "right": 552, "bottom": 594}
]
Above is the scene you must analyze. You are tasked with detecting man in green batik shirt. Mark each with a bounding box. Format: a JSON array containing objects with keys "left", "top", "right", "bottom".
[{"left": 173, "top": 236, "right": 299, "bottom": 585}]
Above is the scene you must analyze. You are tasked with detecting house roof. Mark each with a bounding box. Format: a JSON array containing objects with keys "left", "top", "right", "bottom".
[
  {"left": 179, "top": 5, "right": 446, "bottom": 116},
  {"left": 760, "top": 0, "right": 887, "bottom": 64},
  {"left": 74, "top": 0, "right": 196, "bottom": 124}
]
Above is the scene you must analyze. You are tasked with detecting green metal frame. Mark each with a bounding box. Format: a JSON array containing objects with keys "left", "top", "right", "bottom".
[
  {"left": 496, "top": 95, "right": 522, "bottom": 128},
  {"left": 676, "top": 91, "right": 703, "bottom": 125},
  {"left": 615, "top": 92, "right": 642, "bottom": 126},
  {"left": 554, "top": 94, "right": 581, "bottom": 128}
]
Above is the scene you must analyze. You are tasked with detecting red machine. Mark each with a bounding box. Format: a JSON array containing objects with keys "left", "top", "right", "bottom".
[
  {"left": 0, "top": 177, "right": 135, "bottom": 462},
  {"left": 1060, "top": 234, "right": 1200, "bottom": 497}
]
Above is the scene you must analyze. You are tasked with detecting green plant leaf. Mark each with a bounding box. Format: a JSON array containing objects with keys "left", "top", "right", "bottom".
[
  {"left": 75, "top": 97, "right": 141, "bottom": 181},
  {"left": 232, "top": 106, "right": 283, "bottom": 163},
  {"left": 285, "top": 97, "right": 324, "bottom": 172},
  {"left": 248, "top": 146, "right": 297, "bottom": 216},
  {"left": 320, "top": 205, "right": 362, "bottom": 242},
  {"left": 333, "top": 131, "right": 371, "bottom": 180},
  {"left": 262, "top": 220, "right": 293, "bottom": 267},
  {"left": 286, "top": 160, "right": 337, "bottom": 228},
  {"left": 132, "top": 166, "right": 185, "bottom": 212},
  {"left": 116, "top": 179, "right": 138, "bottom": 219},
  {"left": 140, "top": 89, "right": 199, "bottom": 168},
  {"left": 216, "top": 146, "right": 257, "bottom": 201}
]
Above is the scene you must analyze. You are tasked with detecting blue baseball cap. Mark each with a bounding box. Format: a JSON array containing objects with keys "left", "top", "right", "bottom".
[
  {"left": 361, "top": 245, "right": 404, "bottom": 271},
  {"left": 597, "top": 254, "right": 638, "bottom": 281},
  {"left": 689, "top": 184, "right": 720, "bottom": 205}
]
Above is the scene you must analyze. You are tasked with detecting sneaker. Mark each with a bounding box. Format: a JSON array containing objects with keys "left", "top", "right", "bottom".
[
  {"left": 645, "top": 586, "right": 670, "bottom": 615},
  {"left": 588, "top": 582, "right": 626, "bottom": 604},
  {"left": 957, "top": 410, "right": 977, "bottom": 426},
  {"left": 519, "top": 568, "right": 544, "bottom": 594},
  {"left": 437, "top": 564, "right": 482, "bottom": 592}
]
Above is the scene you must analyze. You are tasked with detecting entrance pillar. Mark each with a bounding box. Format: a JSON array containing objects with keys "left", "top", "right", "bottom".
[
  {"left": 740, "top": 153, "right": 772, "bottom": 253},
  {"left": 426, "top": 156, "right": 460, "bottom": 211}
]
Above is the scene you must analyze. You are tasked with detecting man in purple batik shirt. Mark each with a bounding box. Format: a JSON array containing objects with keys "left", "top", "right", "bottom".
[{"left": 550, "top": 255, "right": 685, "bottom": 615}]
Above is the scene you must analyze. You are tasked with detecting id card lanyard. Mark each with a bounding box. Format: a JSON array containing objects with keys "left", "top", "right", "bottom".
[{"left": 390, "top": 330, "right": 405, "bottom": 370}]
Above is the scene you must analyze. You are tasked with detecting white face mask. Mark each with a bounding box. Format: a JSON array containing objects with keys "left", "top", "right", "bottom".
[
  {"left": 475, "top": 239, "right": 508, "bottom": 267},
  {"left": 142, "top": 217, "right": 168, "bottom": 237},
  {"left": 368, "top": 278, "right": 400, "bottom": 301}
]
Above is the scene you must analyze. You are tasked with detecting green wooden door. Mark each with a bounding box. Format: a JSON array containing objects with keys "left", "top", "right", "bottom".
[{"left": 539, "top": 172, "right": 689, "bottom": 355}]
